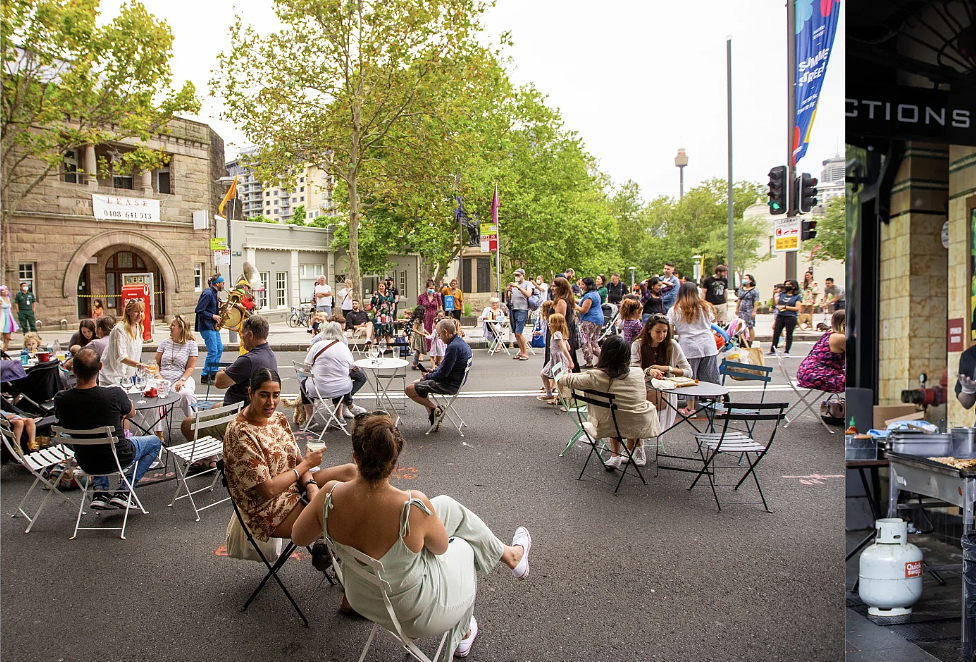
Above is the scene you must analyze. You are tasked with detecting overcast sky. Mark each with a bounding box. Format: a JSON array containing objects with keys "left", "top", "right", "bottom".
[{"left": 97, "top": 0, "right": 844, "bottom": 202}]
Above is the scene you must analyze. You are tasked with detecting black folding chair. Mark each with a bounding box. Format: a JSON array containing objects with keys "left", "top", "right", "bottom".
[
  {"left": 688, "top": 402, "right": 787, "bottom": 512},
  {"left": 572, "top": 388, "right": 646, "bottom": 494},
  {"left": 216, "top": 459, "right": 334, "bottom": 627},
  {"left": 7, "top": 360, "right": 63, "bottom": 416}
]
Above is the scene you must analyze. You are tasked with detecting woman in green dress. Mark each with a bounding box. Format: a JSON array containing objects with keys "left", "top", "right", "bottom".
[
  {"left": 292, "top": 413, "right": 531, "bottom": 659},
  {"left": 370, "top": 280, "right": 396, "bottom": 342}
]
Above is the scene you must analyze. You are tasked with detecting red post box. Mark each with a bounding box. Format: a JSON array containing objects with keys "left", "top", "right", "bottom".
[{"left": 121, "top": 283, "right": 153, "bottom": 341}]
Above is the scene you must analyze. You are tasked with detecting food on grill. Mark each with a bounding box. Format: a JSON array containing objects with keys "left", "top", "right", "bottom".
[{"left": 927, "top": 457, "right": 976, "bottom": 469}]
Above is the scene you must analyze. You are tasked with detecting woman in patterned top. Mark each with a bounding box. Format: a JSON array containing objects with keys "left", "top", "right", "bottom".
[
  {"left": 222, "top": 368, "right": 357, "bottom": 543},
  {"left": 797, "top": 310, "right": 845, "bottom": 393},
  {"left": 735, "top": 274, "right": 760, "bottom": 344},
  {"left": 618, "top": 298, "right": 644, "bottom": 345}
]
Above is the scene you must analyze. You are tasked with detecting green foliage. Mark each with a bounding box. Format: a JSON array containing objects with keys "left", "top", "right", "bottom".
[
  {"left": 288, "top": 204, "right": 306, "bottom": 225},
  {"left": 245, "top": 214, "right": 279, "bottom": 224},
  {"left": 808, "top": 196, "right": 845, "bottom": 264},
  {"left": 1, "top": 0, "right": 199, "bottom": 273}
]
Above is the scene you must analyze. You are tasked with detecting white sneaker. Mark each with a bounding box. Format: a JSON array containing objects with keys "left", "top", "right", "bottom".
[
  {"left": 633, "top": 443, "right": 648, "bottom": 466},
  {"left": 604, "top": 455, "right": 621, "bottom": 470},
  {"left": 782, "top": 352, "right": 792, "bottom": 358},
  {"left": 454, "top": 616, "right": 478, "bottom": 658},
  {"left": 511, "top": 527, "right": 531, "bottom": 579},
  {"left": 348, "top": 404, "right": 368, "bottom": 415},
  {"left": 341, "top": 408, "right": 356, "bottom": 419}
]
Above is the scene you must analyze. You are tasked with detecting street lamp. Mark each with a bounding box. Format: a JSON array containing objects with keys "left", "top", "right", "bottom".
[
  {"left": 628, "top": 266, "right": 636, "bottom": 290},
  {"left": 675, "top": 148, "right": 689, "bottom": 199},
  {"left": 692, "top": 255, "right": 703, "bottom": 283}
]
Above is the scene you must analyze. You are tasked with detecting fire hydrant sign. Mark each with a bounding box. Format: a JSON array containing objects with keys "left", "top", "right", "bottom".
[
  {"left": 92, "top": 194, "right": 160, "bottom": 222},
  {"left": 773, "top": 217, "right": 800, "bottom": 252}
]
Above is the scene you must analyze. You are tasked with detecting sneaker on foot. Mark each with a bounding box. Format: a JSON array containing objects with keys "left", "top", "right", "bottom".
[
  {"left": 90, "top": 493, "right": 112, "bottom": 510},
  {"left": 454, "top": 616, "right": 478, "bottom": 658},
  {"left": 431, "top": 406, "right": 445, "bottom": 432},
  {"left": 428, "top": 408, "right": 436, "bottom": 427},
  {"left": 341, "top": 407, "right": 356, "bottom": 419},
  {"left": 348, "top": 404, "right": 368, "bottom": 415},
  {"left": 109, "top": 491, "right": 137, "bottom": 509},
  {"left": 604, "top": 455, "right": 622, "bottom": 470},
  {"left": 511, "top": 527, "right": 531, "bottom": 579},
  {"left": 782, "top": 352, "right": 792, "bottom": 358},
  {"left": 766, "top": 349, "right": 776, "bottom": 356}
]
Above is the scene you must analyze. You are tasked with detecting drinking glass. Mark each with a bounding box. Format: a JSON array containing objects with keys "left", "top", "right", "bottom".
[{"left": 120, "top": 375, "right": 132, "bottom": 391}]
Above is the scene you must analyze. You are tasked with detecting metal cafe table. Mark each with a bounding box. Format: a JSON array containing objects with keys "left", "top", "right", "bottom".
[{"left": 650, "top": 381, "right": 730, "bottom": 476}]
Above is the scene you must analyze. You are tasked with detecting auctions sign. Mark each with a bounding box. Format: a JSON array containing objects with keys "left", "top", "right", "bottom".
[{"left": 92, "top": 194, "right": 160, "bottom": 222}]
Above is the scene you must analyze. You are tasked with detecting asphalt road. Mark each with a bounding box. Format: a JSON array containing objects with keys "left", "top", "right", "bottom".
[{"left": 0, "top": 341, "right": 844, "bottom": 661}]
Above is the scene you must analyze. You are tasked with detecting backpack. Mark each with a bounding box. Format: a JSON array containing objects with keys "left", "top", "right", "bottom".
[{"left": 527, "top": 285, "right": 543, "bottom": 311}]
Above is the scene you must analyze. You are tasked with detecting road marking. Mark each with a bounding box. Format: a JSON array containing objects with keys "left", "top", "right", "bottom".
[{"left": 781, "top": 474, "right": 844, "bottom": 485}]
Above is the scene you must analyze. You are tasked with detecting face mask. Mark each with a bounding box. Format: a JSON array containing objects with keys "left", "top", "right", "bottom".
[
  {"left": 427, "top": 289, "right": 434, "bottom": 294},
  {"left": 536, "top": 279, "right": 542, "bottom": 284}
]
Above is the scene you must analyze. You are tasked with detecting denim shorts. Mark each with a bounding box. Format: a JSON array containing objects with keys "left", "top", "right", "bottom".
[{"left": 511, "top": 309, "right": 529, "bottom": 334}]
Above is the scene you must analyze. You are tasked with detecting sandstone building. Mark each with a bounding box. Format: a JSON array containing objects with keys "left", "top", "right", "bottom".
[{"left": 3, "top": 118, "right": 227, "bottom": 325}]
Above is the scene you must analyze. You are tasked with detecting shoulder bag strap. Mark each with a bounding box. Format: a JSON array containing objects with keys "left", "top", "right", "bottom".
[{"left": 311, "top": 340, "right": 340, "bottom": 365}]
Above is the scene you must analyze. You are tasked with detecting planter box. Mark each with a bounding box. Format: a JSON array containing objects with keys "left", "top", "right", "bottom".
[{"left": 460, "top": 316, "right": 477, "bottom": 326}]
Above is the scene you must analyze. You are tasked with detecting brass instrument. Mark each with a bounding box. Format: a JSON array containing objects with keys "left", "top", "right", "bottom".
[{"left": 215, "top": 262, "right": 262, "bottom": 332}]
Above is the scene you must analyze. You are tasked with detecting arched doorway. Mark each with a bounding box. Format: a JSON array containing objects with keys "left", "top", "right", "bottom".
[{"left": 103, "top": 250, "right": 166, "bottom": 318}]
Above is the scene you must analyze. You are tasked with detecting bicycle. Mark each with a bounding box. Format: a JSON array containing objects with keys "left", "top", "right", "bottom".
[{"left": 287, "top": 305, "right": 313, "bottom": 328}]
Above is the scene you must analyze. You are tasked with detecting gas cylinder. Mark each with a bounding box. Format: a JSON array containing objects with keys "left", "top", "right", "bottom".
[{"left": 858, "top": 518, "right": 924, "bottom": 616}]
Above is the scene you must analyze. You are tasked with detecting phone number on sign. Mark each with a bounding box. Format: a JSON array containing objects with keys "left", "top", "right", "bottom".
[{"left": 101, "top": 210, "right": 156, "bottom": 221}]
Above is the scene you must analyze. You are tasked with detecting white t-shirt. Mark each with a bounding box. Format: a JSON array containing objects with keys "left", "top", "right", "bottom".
[
  {"left": 666, "top": 305, "right": 717, "bottom": 359},
  {"left": 314, "top": 283, "right": 332, "bottom": 308},
  {"left": 99, "top": 325, "right": 143, "bottom": 386},
  {"left": 304, "top": 339, "right": 356, "bottom": 398},
  {"left": 337, "top": 287, "right": 354, "bottom": 311},
  {"left": 536, "top": 282, "right": 549, "bottom": 299}
]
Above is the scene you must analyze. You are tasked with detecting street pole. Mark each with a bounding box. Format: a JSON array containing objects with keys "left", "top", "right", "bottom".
[
  {"left": 785, "top": 0, "right": 798, "bottom": 282},
  {"left": 726, "top": 36, "right": 735, "bottom": 289}
]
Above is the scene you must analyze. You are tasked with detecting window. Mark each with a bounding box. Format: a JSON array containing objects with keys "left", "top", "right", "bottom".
[
  {"left": 276, "top": 271, "right": 287, "bottom": 308},
  {"left": 299, "top": 263, "right": 325, "bottom": 302},
  {"left": 300, "top": 196, "right": 304, "bottom": 202},
  {"left": 299, "top": 177, "right": 304, "bottom": 183},
  {"left": 155, "top": 165, "right": 171, "bottom": 194},
  {"left": 266, "top": 191, "right": 270, "bottom": 197},
  {"left": 274, "top": 190, "right": 278, "bottom": 196},
  {"left": 300, "top": 186, "right": 304, "bottom": 192},
  {"left": 256, "top": 271, "right": 270, "bottom": 308},
  {"left": 17, "top": 263, "right": 36, "bottom": 296},
  {"left": 292, "top": 197, "right": 297, "bottom": 203},
  {"left": 63, "top": 150, "right": 80, "bottom": 183},
  {"left": 194, "top": 263, "right": 203, "bottom": 292},
  {"left": 308, "top": 211, "right": 313, "bottom": 219},
  {"left": 399, "top": 270, "right": 407, "bottom": 298},
  {"left": 112, "top": 167, "right": 133, "bottom": 190},
  {"left": 274, "top": 199, "right": 279, "bottom": 206}
]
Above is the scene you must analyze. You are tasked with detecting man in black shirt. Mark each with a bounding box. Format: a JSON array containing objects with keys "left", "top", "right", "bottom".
[
  {"left": 344, "top": 299, "right": 372, "bottom": 341},
  {"left": 606, "top": 273, "right": 626, "bottom": 305},
  {"left": 53, "top": 348, "right": 161, "bottom": 510},
  {"left": 701, "top": 265, "right": 729, "bottom": 324},
  {"left": 179, "top": 315, "right": 278, "bottom": 442}
]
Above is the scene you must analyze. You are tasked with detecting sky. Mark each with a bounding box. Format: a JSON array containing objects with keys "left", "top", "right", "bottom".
[{"left": 96, "top": 0, "right": 844, "bottom": 203}]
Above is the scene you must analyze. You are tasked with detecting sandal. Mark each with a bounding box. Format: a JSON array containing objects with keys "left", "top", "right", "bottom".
[{"left": 536, "top": 395, "right": 555, "bottom": 403}]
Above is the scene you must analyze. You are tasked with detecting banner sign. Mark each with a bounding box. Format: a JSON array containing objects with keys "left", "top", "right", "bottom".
[
  {"left": 774, "top": 217, "right": 800, "bottom": 252},
  {"left": 480, "top": 223, "right": 497, "bottom": 253},
  {"left": 793, "top": 0, "right": 840, "bottom": 166},
  {"left": 92, "top": 194, "right": 160, "bottom": 222},
  {"left": 210, "top": 238, "right": 227, "bottom": 250},
  {"left": 847, "top": 85, "right": 976, "bottom": 146}
]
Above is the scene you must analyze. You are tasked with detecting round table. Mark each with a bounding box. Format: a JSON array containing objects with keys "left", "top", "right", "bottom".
[
  {"left": 656, "top": 382, "right": 730, "bottom": 401},
  {"left": 650, "top": 381, "right": 730, "bottom": 476},
  {"left": 126, "top": 390, "right": 182, "bottom": 442},
  {"left": 354, "top": 357, "right": 409, "bottom": 426}
]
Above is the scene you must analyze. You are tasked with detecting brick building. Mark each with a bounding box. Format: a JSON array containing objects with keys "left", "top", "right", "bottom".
[{"left": 2, "top": 118, "right": 227, "bottom": 327}]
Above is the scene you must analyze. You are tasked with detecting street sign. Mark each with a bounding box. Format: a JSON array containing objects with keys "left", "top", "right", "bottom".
[
  {"left": 773, "top": 217, "right": 800, "bottom": 252},
  {"left": 213, "top": 249, "right": 230, "bottom": 266},
  {"left": 210, "top": 238, "right": 227, "bottom": 250},
  {"left": 480, "top": 222, "right": 497, "bottom": 253}
]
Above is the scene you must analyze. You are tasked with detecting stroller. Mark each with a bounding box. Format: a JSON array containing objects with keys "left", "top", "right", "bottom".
[{"left": 599, "top": 303, "right": 619, "bottom": 341}]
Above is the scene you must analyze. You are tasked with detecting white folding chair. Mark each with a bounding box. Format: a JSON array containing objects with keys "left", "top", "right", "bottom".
[
  {"left": 323, "top": 537, "right": 451, "bottom": 662},
  {"left": 1, "top": 419, "right": 78, "bottom": 533},
  {"left": 772, "top": 354, "right": 834, "bottom": 434},
  {"left": 52, "top": 426, "right": 149, "bottom": 540},
  {"left": 425, "top": 357, "right": 474, "bottom": 437},
  {"left": 294, "top": 361, "right": 349, "bottom": 441},
  {"left": 165, "top": 401, "right": 242, "bottom": 521},
  {"left": 483, "top": 318, "right": 510, "bottom": 356}
]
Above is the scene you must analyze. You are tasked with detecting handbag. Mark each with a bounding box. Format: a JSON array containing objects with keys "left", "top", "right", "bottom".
[
  {"left": 727, "top": 346, "right": 766, "bottom": 381},
  {"left": 226, "top": 512, "right": 283, "bottom": 562},
  {"left": 820, "top": 394, "right": 845, "bottom": 426}
]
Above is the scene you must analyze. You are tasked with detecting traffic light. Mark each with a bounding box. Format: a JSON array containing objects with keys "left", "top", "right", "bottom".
[
  {"left": 801, "top": 219, "right": 818, "bottom": 241},
  {"left": 767, "top": 165, "right": 787, "bottom": 215},
  {"left": 799, "top": 172, "right": 818, "bottom": 213}
]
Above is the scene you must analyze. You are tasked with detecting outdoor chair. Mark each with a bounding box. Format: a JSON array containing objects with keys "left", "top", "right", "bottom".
[
  {"left": 52, "top": 426, "right": 149, "bottom": 540},
  {"left": 294, "top": 361, "right": 349, "bottom": 441},
  {"left": 483, "top": 318, "right": 510, "bottom": 356},
  {"left": 716, "top": 359, "right": 774, "bottom": 436},
  {"left": 1, "top": 418, "right": 78, "bottom": 533},
  {"left": 216, "top": 459, "right": 332, "bottom": 627},
  {"left": 199, "top": 360, "right": 235, "bottom": 411},
  {"left": 572, "top": 388, "right": 646, "bottom": 494},
  {"left": 552, "top": 363, "right": 590, "bottom": 457},
  {"left": 425, "top": 357, "right": 473, "bottom": 437},
  {"left": 687, "top": 401, "right": 787, "bottom": 512},
  {"left": 165, "top": 401, "right": 242, "bottom": 521},
  {"left": 322, "top": 536, "right": 451, "bottom": 662},
  {"left": 773, "top": 353, "right": 834, "bottom": 434}
]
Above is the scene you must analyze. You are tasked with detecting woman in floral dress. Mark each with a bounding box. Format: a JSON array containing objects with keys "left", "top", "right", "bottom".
[{"left": 370, "top": 281, "right": 396, "bottom": 342}]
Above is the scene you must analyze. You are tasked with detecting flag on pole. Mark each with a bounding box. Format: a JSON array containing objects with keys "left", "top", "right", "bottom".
[
  {"left": 491, "top": 185, "right": 499, "bottom": 226},
  {"left": 792, "top": 0, "right": 840, "bottom": 166},
  {"left": 218, "top": 175, "right": 238, "bottom": 216}
]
